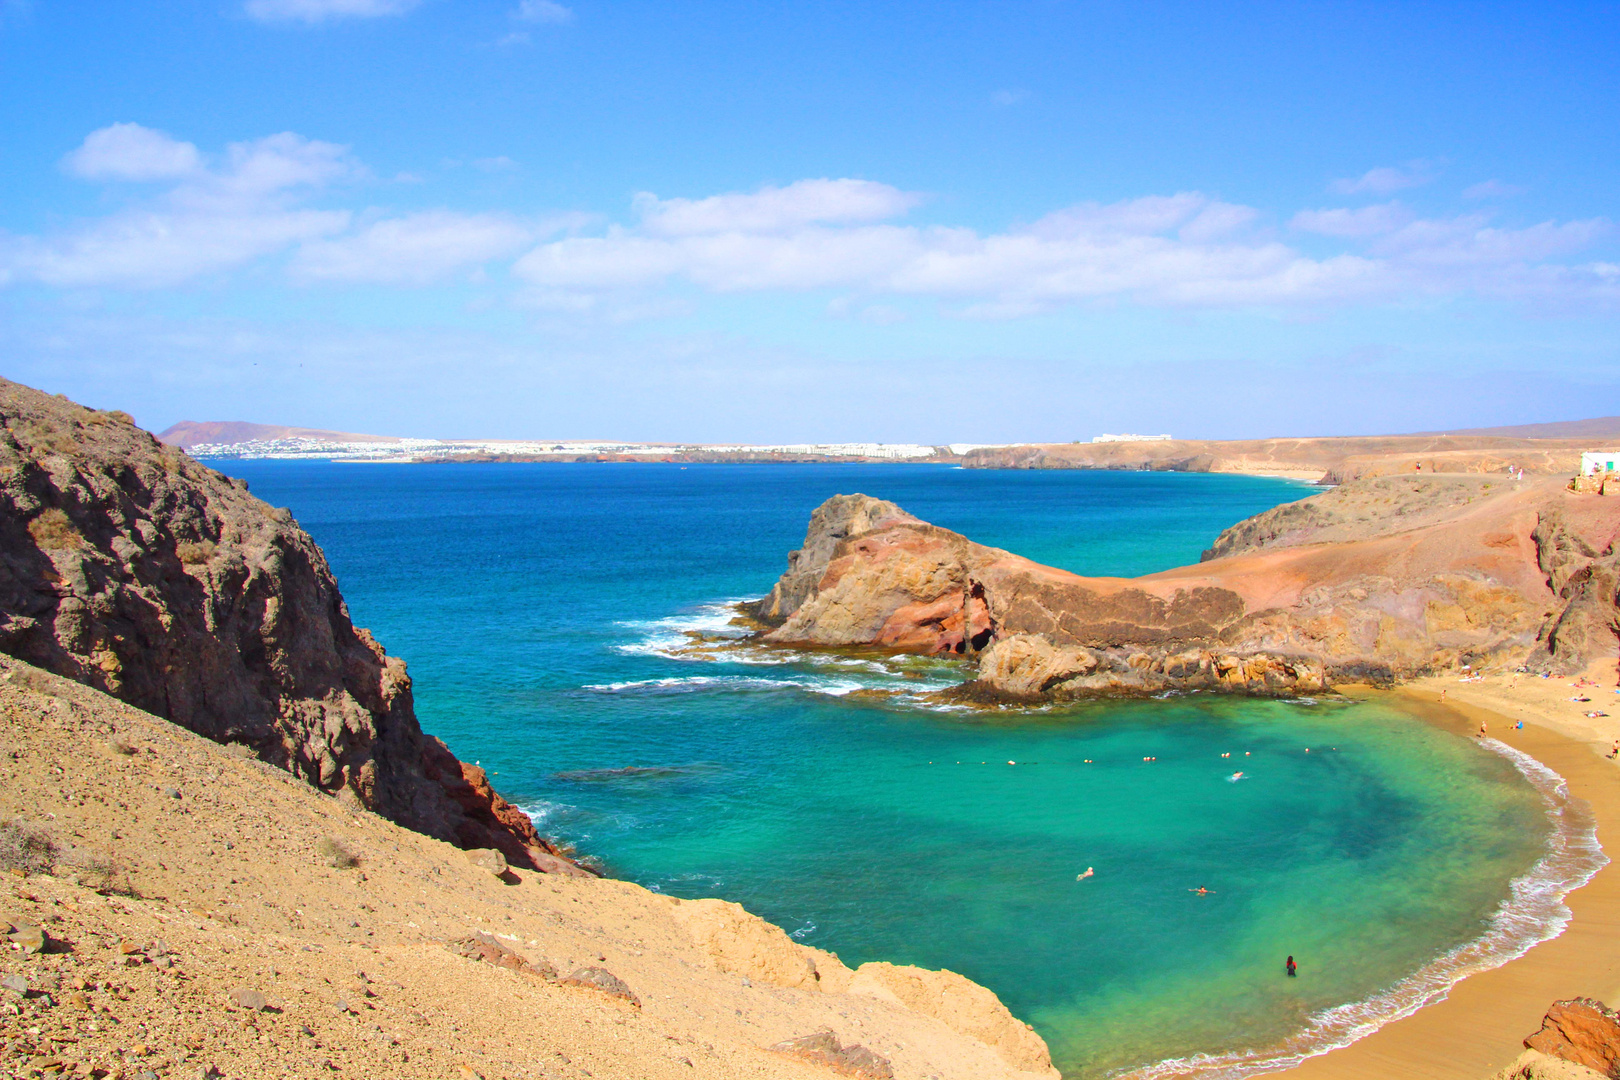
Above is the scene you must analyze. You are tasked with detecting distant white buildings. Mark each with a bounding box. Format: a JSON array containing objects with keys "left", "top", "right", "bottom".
[
  {"left": 1581, "top": 450, "right": 1620, "bottom": 475},
  {"left": 185, "top": 437, "right": 959, "bottom": 462},
  {"left": 1091, "top": 433, "right": 1173, "bottom": 443}
]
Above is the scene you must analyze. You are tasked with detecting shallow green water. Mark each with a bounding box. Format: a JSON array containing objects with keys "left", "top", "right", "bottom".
[{"left": 211, "top": 461, "right": 1595, "bottom": 1077}]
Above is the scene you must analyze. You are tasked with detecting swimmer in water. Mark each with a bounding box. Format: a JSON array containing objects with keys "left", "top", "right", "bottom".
[
  {"left": 1286, "top": 955, "right": 1297, "bottom": 977},
  {"left": 1077, "top": 867, "right": 1094, "bottom": 881},
  {"left": 1189, "top": 887, "right": 1215, "bottom": 896},
  {"left": 1228, "top": 771, "right": 1245, "bottom": 781}
]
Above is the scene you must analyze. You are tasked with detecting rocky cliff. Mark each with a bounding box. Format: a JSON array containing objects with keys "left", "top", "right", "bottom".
[
  {"left": 0, "top": 378, "right": 583, "bottom": 874},
  {"left": 959, "top": 435, "right": 1585, "bottom": 482},
  {"left": 756, "top": 477, "right": 1620, "bottom": 699}
]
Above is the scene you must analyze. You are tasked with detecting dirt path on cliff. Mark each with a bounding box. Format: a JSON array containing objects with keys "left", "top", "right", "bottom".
[{"left": 0, "top": 657, "right": 1056, "bottom": 1080}]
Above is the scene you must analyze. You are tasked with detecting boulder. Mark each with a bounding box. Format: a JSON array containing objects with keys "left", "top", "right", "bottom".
[
  {"left": 450, "top": 932, "right": 557, "bottom": 980},
  {"left": 1524, "top": 999, "right": 1620, "bottom": 1077},
  {"left": 561, "top": 967, "right": 639, "bottom": 1007},
  {"left": 770, "top": 1031, "right": 893, "bottom": 1079}
]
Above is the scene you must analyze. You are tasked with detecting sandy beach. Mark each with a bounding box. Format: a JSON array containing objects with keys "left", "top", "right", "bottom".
[{"left": 1281, "top": 664, "right": 1620, "bottom": 1079}]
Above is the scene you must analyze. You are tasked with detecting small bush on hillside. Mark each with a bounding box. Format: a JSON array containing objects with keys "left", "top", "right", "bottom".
[
  {"left": 176, "top": 540, "right": 215, "bottom": 565},
  {"left": 0, "top": 818, "right": 58, "bottom": 876},
  {"left": 28, "top": 508, "right": 84, "bottom": 551},
  {"left": 317, "top": 836, "right": 360, "bottom": 869},
  {"left": 68, "top": 848, "right": 138, "bottom": 897}
]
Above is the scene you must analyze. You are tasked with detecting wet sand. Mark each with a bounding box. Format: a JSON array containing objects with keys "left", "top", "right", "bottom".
[{"left": 1281, "top": 671, "right": 1620, "bottom": 1079}]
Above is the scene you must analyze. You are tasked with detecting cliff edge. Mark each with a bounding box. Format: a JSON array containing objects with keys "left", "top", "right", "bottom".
[
  {"left": 0, "top": 379, "right": 580, "bottom": 874},
  {"left": 757, "top": 478, "right": 1620, "bottom": 698},
  {"left": 0, "top": 655, "right": 1057, "bottom": 1080}
]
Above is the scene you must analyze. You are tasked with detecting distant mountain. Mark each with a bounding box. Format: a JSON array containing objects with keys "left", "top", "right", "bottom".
[
  {"left": 158, "top": 420, "right": 400, "bottom": 449},
  {"left": 1425, "top": 416, "right": 1620, "bottom": 440}
]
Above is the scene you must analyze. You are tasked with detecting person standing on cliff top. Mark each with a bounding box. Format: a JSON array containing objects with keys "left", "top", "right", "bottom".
[{"left": 1286, "top": 956, "right": 1297, "bottom": 977}]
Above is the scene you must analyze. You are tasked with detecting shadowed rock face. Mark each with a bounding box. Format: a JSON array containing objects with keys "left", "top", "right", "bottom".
[
  {"left": 0, "top": 378, "right": 585, "bottom": 875},
  {"left": 758, "top": 480, "right": 1620, "bottom": 698}
]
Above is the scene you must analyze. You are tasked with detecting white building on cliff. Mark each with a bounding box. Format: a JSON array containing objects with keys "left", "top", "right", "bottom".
[{"left": 1581, "top": 450, "right": 1620, "bottom": 475}]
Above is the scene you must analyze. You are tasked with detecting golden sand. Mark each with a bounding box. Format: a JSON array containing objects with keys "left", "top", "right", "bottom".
[{"left": 1282, "top": 667, "right": 1620, "bottom": 1079}]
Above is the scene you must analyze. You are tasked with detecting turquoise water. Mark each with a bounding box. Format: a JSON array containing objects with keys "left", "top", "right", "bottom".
[{"left": 212, "top": 462, "right": 1588, "bottom": 1077}]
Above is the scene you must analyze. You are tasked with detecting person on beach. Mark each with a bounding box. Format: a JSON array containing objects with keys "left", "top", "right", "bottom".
[
  {"left": 1610, "top": 740, "right": 1618, "bottom": 760},
  {"left": 1285, "top": 956, "right": 1297, "bottom": 978},
  {"left": 1478, "top": 720, "right": 1488, "bottom": 738}
]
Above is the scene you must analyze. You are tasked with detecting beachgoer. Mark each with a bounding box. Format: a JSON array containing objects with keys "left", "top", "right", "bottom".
[
  {"left": 1439, "top": 689, "right": 1447, "bottom": 703},
  {"left": 1610, "top": 740, "right": 1618, "bottom": 760},
  {"left": 1189, "top": 887, "right": 1214, "bottom": 896},
  {"left": 1077, "top": 867, "right": 1094, "bottom": 881},
  {"left": 1285, "top": 956, "right": 1297, "bottom": 978},
  {"left": 1478, "top": 720, "right": 1487, "bottom": 738}
]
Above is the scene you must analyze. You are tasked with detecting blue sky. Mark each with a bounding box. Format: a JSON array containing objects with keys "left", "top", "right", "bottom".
[{"left": 2, "top": 1, "right": 1617, "bottom": 441}]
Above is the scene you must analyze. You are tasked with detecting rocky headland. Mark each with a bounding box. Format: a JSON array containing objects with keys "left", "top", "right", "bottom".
[
  {"left": 0, "top": 378, "right": 578, "bottom": 876},
  {"left": 958, "top": 434, "right": 1601, "bottom": 483},
  {"left": 0, "top": 378, "right": 1059, "bottom": 1080},
  {"left": 751, "top": 476, "right": 1620, "bottom": 700}
]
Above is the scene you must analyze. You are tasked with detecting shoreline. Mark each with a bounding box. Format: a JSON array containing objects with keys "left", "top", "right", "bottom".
[{"left": 1272, "top": 673, "right": 1620, "bottom": 1079}]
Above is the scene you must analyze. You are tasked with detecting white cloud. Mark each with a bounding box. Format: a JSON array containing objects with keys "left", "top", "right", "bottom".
[
  {"left": 244, "top": 0, "right": 418, "bottom": 23},
  {"left": 1329, "top": 161, "right": 1438, "bottom": 196},
  {"left": 3, "top": 129, "right": 360, "bottom": 288},
  {"left": 633, "top": 179, "right": 922, "bottom": 237},
  {"left": 292, "top": 211, "right": 536, "bottom": 284},
  {"left": 512, "top": 186, "right": 1616, "bottom": 314},
  {"left": 63, "top": 123, "right": 202, "bottom": 181},
  {"left": 1463, "top": 179, "right": 1529, "bottom": 200},
  {"left": 1290, "top": 202, "right": 1414, "bottom": 238},
  {"left": 515, "top": 0, "right": 572, "bottom": 23},
  {"left": 990, "top": 89, "right": 1028, "bottom": 107},
  {"left": 473, "top": 156, "right": 520, "bottom": 172}
]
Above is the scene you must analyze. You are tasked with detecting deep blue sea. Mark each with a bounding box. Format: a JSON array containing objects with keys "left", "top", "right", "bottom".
[{"left": 211, "top": 461, "right": 1592, "bottom": 1078}]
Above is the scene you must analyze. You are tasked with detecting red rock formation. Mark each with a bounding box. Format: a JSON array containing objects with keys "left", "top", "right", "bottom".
[
  {"left": 0, "top": 378, "right": 586, "bottom": 874},
  {"left": 757, "top": 478, "right": 1620, "bottom": 698},
  {"left": 1525, "top": 998, "right": 1620, "bottom": 1077}
]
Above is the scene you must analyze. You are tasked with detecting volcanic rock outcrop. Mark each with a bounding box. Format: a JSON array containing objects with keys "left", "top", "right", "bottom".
[
  {"left": 0, "top": 378, "right": 582, "bottom": 873},
  {"left": 1520, "top": 998, "right": 1620, "bottom": 1078},
  {"left": 755, "top": 476, "right": 1620, "bottom": 699}
]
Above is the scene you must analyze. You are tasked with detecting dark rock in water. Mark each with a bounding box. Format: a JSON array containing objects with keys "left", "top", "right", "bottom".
[
  {"left": 561, "top": 966, "right": 639, "bottom": 1007},
  {"left": 1524, "top": 998, "right": 1620, "bottom": 1076},
  {"left": 771, "top": 1030, "right": 894, "bottom": 1079},
  {"left": 0, "top": 378, "right": 587, "bottom": 875},
  {"left": 553, "top": 765, "right": 689, "bottom": 782}
]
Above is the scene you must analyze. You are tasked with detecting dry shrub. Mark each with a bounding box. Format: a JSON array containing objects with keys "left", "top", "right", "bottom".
[
  {"left": 317, "top": 836, "right": 360, "bottom": 869},
  {"left": 176, "top": 540, "right": 216, "bottom": 565},
  {"left": 67, "top": 848, "right": 138, "bottom": 897},
  {"left": 0, "top": 818, "right": 58, "bottom": 876},
  {"left": 28, "top": 508, "right": 84, "bottom": 551},
  {"left": 15, "top": 420, "right": 79, "bottom": 457}
]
